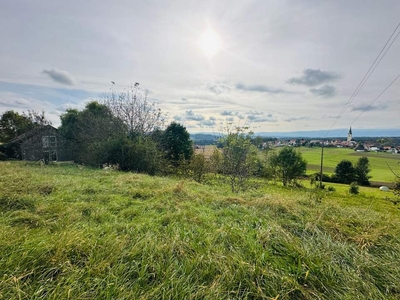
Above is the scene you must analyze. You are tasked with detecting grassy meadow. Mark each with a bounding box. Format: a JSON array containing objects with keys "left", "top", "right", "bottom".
[
  {"left": 299, "top": 147, "right": 400, "bottom": 184},
  {"left": 195, "top": 145, "right": 400, "bottom": 184},
  {"left": 1, "top": 161, "right": 400, "bottom": 299}
]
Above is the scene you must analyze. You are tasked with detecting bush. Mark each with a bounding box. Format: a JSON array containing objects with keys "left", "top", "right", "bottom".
[
  {"left": 327, "top": 186, "right": 336, "bottom": 192},
  {"left": 269, "top": 147, "right": 307, "bottom": 187},
  {"left": 219, "top": 127, "right": 259, "bottom": 193},
  {"left": 103, "top": 136, "right": 165, "bottom": 175},
  {"left": 188, "top": 153, "right": 211, "bottom": 183},
  {"left": 310, "top": 173, "right": 332, "bottom": 187},
  {"left": 394, "top": 180, "right": 400, "bottom": 198},
  {"left": 0, "top": 151, "right": 8, "bottom": 161},
  {"left": 349, "top": 182, "right": 359, "bottom": 195}
]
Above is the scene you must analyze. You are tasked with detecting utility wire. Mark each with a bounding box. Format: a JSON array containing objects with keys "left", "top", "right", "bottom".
[
  {"left": 337, "top": 73, "right": 400, "bottom": 137},
  {"left": 325, "top": 22, "right": 400, "bottom": 137}
]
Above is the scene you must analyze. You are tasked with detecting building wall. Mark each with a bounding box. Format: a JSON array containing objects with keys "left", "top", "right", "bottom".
[{"left": 18, "top": 127, "right": 74, "bottom": 161}]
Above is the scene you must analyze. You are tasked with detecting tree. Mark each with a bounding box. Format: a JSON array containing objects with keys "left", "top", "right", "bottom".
[
  {"left": 219, "top": 127, "right": 259, "bottom": 193},
  {"left": 59, "top": 101, "right": 126, "bottom": 166},
  {"left": 333, "top": 160, "right": 356, "bottom": 184},
  {"left": 59, "top": 101, "right": 167, "bottom": 174},
  {"left": 23, "top": 110, "right": 52, "bottom": 126},
  {"left": 101, "top": 84, "right": 165, "bottom": 137},
  {"left": 59, "top": 109, "right": 80, "bottom": 141},
  {"left": 269, "top": 147, "right": 307, "bottom": 186},
  {"left": 162, "top": 122, "right": 193, "bottom": 165},
  {"left": 354, "top": 156, "right": 371, "bottom": 186},
  {"left": 0, "top": 111, "right": 33, "bottom": 142}
]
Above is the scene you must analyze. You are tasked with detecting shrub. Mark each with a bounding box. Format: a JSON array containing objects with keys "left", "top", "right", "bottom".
[
  {"left": 349, "top": 182, "right": 359, "bottom": 195},
  {"left": 188, "top": 153, "right": 210, "bottom": 183},
  {"left": 269, "top": 147, "right": 307, "bottom": 186},
  {"left": 327, "top": 186, "right": 336, "bottom": 192},
  {"left": 0, "top": 151, "right": 8, "bottom": 161},
  {"left": 394, "top": 180, "right": 400, "bottom": 198},
  {"left": 219, "top": 127, "right": 259, "bottom": 193},
  {"left": 103, "top": 136, "right": 164, "bottom": 175}
]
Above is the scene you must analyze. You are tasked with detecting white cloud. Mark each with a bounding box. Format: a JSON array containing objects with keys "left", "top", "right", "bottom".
[{"left": 42, "top": 69, "right": 77, "bottom": 86}]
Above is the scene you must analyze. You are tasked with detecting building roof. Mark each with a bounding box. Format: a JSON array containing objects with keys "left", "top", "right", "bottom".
[{"left": 8, "top": 125, "right": 57, "bottom": 145}]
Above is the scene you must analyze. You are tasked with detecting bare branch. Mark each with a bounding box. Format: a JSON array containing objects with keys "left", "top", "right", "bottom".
[
  {"left": 386, "top": 161, "right": 400, "bottom": 178},
  {"left": 101, "top": 85, "right": 165, "bottom": 136}
]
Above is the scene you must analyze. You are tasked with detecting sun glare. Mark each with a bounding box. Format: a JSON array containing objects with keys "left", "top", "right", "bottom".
[{"left": 199, "top": 28, "right": 222, "bottom": 57}]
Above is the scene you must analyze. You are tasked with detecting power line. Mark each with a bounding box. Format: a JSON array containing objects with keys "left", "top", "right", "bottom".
[
  {"left": 337, "top": 73, "right": 400, "bottom": 137},
  {"left": 325, "top": 22, "right": 400, "bottom": 137}
]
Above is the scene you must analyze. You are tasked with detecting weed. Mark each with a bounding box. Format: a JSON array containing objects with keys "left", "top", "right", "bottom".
[
  {"left": 349, "top": 182, "right": 359, "bottom": 195},
  {"left": 0, "top": 195, "right": 35, "bottom": 211}
]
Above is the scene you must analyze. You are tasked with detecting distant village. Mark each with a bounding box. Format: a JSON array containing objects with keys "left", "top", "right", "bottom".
[
  {"left": 263, "top": 128, "right": 400, "bottom": 154},
  {"left": 192, "top": 128, "right": 400, "bottom": 154}
]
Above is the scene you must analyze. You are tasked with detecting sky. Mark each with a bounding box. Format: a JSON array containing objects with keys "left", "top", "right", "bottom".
[{"left": 1, "top": 0, "right": 399, "bottom": 135}]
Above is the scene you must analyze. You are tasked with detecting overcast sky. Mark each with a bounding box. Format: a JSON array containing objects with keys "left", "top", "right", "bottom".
[{"left": 1, "top": 0, "right": 399, "bottom": 134}]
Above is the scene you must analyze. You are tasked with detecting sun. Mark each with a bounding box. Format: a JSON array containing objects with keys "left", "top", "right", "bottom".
[{"left": 199, "top": 28, "right": 222, "bottom": 57}]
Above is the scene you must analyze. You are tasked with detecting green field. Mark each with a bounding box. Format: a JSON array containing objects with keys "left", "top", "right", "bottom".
[
  {"left": 196, "top": 145, "right": 400, "bottom": 184},
  {"left": 299, "top": 147, "right": 400, "bottom": 184},
  {"left": 1, "top": 161, "right": 400, "bottom": 299}
]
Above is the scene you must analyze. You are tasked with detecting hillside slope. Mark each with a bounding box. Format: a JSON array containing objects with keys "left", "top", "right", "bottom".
[{"left": 0, "top": 162, "right": 399, "bottom": 299}]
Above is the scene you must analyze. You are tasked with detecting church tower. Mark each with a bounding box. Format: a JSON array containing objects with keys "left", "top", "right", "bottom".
[{"left": 347, "top": 127, "right": 352, "bottom": 142}]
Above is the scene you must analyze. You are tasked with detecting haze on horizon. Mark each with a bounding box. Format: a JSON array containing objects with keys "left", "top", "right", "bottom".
[{"left": 0, "top": 1, "right": 399, "bottom": 136}]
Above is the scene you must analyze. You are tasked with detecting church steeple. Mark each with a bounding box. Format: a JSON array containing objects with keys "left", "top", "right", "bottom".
[{"left": 347, "top": 127, "right": 353, "bottom": 142}]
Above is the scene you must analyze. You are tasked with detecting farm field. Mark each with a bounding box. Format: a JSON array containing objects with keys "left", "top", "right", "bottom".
[
  {"left": 1, "top": 161, "right": 400, "bottom": 299},
  {"left": 299, "top": 147, "right": 400, "bottom": 184},
  {"left": 195, "top": 145, "right": 400, "bottom": 184}
]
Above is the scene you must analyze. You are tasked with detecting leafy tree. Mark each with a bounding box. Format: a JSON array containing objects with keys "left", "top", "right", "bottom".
[
  {"left": 59, "top": 109, "right": 80, "bottom": 141},
  {"left": 354, "top": 156, "right": 371, "bottom": 186},
  {"left": 333, "top": 160, "right": 355, "bottom": 184},
  {"left": 59, "top": 101, "right": 126, "bottom": 166},
  {"left": 162, "top": 122, "right": 193, "bottom": 165},
  {"left": 219, "top": 127, "right": 258, "bottom": 193},
  {"left": 0, "top": 111, "right": 33, "bottom": 142},
  {"left": 269, "top": 147, "right": 307, "bottom": 186},
  {"left": 59, "top": 101, "right": 166, "bottom": 174}
]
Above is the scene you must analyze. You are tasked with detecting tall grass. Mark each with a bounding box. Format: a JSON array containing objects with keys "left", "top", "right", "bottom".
[{"left": 0, "top": 161, "right": 399, "bottom": 299}]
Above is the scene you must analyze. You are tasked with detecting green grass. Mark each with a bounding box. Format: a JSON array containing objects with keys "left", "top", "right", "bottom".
[
  {"left": 299, "top": 147, "right": 400, "bottom": 184},
  {"left": 1, "top": 161, "right": 400, "bottom": 299}
]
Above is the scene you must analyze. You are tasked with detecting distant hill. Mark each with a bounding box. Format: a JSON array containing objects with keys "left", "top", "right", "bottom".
[
  {"left": 191, "top": 129, "right": 400, "bottom": 139},
  {"left": 256, "top": 128, "right": 400, "bottom": 138},
  {"left": 190, "top": 133, "right": 219, "bottom": 145},
  {"left": 190, "top": 133, "right": 219, "bottom": 141}
]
